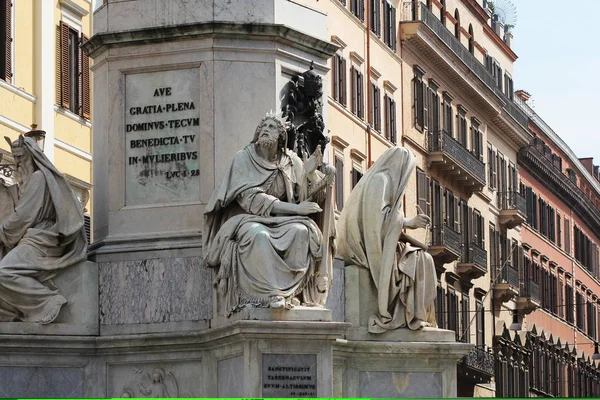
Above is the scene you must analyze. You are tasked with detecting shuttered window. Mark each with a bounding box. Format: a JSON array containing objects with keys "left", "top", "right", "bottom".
[
  {"left": 471, "top": 119, "right": 483, "bottom": 162},
  {"left": 565, "top": 218, "right": 571, "bottom": 255},
  {"left": 332, "top": 54, "right": 347, "bottom": 106},
  {"left": 457, "top": 106, "right": 467, "bottom": 146},
  {"left": 416, "top": 168, "right": 430, "bottom": 217},
  {"left": 488, "top": 143, "right": 496, "bottom": 189},
  {"left": 370, "top": 0, "right": 381, "bottom": 36},
  {"left": 351, "top": 168, "right": 363, "bottom": 188},
  {"left": 384, "top": 94, "right": 396, "bottom": 143},
  {"left": 335, "top": 156, "right": 344, "bottom": 211},
  {"left": 413, "top": 68, "right": 427, "bottom": 132},
  {"left": 475, "top": 300, "right": 484, "bottom": 347},
  {"left": 369, "top": 83, "right": 381, "bottom": 132},
  {"left": 383, "top": 1, "right": 396, "bottom": 50},
  {"left": 351, "top": 0, "right": 365, "bottom": 21},
  {"left": 1, "top": 0, "right": 12, "bottom": 83},
  {"left": 351, "top": 67, "right": 364, "bottom": 119},
  {"left": 59, "top": 21, "right": 90, "bottom": 119}
]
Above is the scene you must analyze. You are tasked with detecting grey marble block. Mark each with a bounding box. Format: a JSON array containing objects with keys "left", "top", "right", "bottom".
[
  {"left": 99, "top": 256, "right": 212, "bottom": 324},
  {"left": 218, "top": 356, "right": 244, "bottom": 397},
  {"left": 0, "top": 366, "right": 83, "bottom": 398},
  {"left": 325, "top": 258, "right": 345, "bottom": 322},
  {"left": 359, "top": 371, "right": 443, "bottom": 398}
]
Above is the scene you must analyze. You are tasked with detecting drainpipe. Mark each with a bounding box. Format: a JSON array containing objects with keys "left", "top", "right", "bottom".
[{"left": 366, "top": 0, "right": 372, "bottom": 167}]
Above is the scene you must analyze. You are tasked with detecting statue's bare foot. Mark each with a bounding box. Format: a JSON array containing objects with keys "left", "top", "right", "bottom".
[
  {"left": 269, "top": 296, "right": 286, "bottom": 309},
  {"left": 418, "top": 320, "right": 431, "bottom": 329},
  {"left": 40, "top": 303, "right": 63, "bottom": 325}
]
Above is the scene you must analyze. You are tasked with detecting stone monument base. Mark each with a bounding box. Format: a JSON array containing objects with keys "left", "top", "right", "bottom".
[
  {"left": 334, "top": 338, "right": 472, "bottom": 398},
  {"left": 0, "top": 319, "right": 348, "bottom": 397}
]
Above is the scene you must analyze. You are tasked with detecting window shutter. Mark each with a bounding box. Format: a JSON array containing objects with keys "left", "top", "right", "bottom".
[
  {"left": 358, "top": 72, "right": 364, "bottom": 118},
  {"left": 4, "top": 0, "right": 12, "bottom": 83},
  {"left": 359, "top": 0, "right": 365, "bottom": 21},
  {"left": 390, "top": 98, "right": 396, "bottom": 144},
  {"left": 391, "top": 6, "right": 397, "bottom": 50},
  {"left": 351, "top": 68, "right": 357, "bottom": 114},
  {"left": 422, "top": 81, "right": 428, "bottom": 132},
  {"left": 60, "top": 21, "right": 70, "bottom": 109},
  {"left": 81, "top": 33, "right": 90, "bottom": 119},
  {"left": 454, "top": 196, "right": 459, "bottom": 232},
  {"left": 332, "top": 55, "right": 339, "bottom": 101},
  {"left": 84, "top": 214, "right": 91, "bottom": 244},
  {"left": 341, "top": 58, "right": 347, "bottom": 106}
]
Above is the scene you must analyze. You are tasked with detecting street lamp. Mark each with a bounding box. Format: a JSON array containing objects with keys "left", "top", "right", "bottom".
[{"left": 25, "top": 124, "right": 46, "bottom": 152}]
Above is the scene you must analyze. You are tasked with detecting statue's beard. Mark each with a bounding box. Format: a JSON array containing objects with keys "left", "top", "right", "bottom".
[
  {"left": 257, "top": 135, "right": 278, "bottom": 149},
  {"left": 15, "top": 163, "right": 34, "bottom": 191}
]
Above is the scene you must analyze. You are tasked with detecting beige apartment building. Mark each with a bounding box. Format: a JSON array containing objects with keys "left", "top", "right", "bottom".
[
  {"left": 0, "top": 0, "right": 92, "bottom": 238},
  {"left": 307, "top": 0, "right": 532, "bottom": 396}
]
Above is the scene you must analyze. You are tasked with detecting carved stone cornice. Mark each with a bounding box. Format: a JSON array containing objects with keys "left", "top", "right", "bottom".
[{"left": 518, "top": 145, "right": 600, "bottom": 238}]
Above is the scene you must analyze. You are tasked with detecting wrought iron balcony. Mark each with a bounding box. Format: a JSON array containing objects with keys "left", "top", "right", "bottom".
[
  {"left": 458, "top": 346, "right": 495, "bottom": 383},
  {"left": 400, "top": 2, "right": 528, "bottom": 132},
  {"left": 517, "top": 280, "right": 541, "bottom": 315},
  {"left": 427, "top": 130, "right": 486, "bottom": 195},
  {"left": 457, "top": 242, "right": 487, "bottom": 280},
  {"left": 429, "top": 223, "right": 461, "bottom": 265},
  {"left": 497, "top": 191, "right": 526, "bottom": 229},
  {"left": 492, "top": 263, "right": 519, "bottom": 303}
]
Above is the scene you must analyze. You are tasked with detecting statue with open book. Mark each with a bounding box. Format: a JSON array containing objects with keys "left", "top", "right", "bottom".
[{"left": 203, "top": 112, "right": 335, "bottom": 315}]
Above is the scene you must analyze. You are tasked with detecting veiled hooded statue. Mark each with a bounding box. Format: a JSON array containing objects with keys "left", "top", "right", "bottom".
[
  {"left": 337, "top": 147, "right": 437, "bottom": 332},
  {"left": 203, "top": 113, "right": 335, "bottom": 314},
  {"left": 0, "top": 135, "right": 87, "bottom": 324}
]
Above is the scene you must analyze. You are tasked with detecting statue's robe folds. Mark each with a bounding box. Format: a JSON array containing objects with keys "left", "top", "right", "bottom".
[
  {"left": 203, "top": 145, "right": 332, "bottom": 313},
  {"left": 337, "top": 147, "right": 437, "bottom": 332},
  {"left": 0, "top": 138, "right": 87, "bottom": 323}
]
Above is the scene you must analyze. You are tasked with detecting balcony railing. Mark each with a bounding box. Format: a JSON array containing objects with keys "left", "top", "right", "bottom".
[
  {"left": 460, "top": 242, "right": 488, "bottom": 271},
  {"left": 460, "top": 346, "right": 495, "bottom": 379},
  {"left": 427, "top": 130, "right": 486, "bottom": 185},
  {"left": 400, "top": 2, "right": 528, "bottom": 128},
  {"left": 492, "top": 263, "right": 519, "bottom": 288},
  {"left": 430, "top": 223, "right": 462, "bottom": 257},
  {"left": 497, "top": 191, "right": 527, "bottom": 214},
  {"left": 522, "top": 280, "right": 541, "bottom": 303}
]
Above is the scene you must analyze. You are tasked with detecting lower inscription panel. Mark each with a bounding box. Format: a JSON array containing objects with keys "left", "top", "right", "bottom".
[{"left": 262, "top": 354, "right": 317, "bottom": 398}]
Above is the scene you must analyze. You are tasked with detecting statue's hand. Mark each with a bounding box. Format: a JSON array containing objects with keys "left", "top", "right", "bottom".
[
  {"left": 304, "top": 145, "right": 323, "bottom": 174},
  {"left": 404, "top": 214, "right": 430, "bottom": 230},
  {"left": 296, "top": 201, "right": 322, "bottom": 215}
]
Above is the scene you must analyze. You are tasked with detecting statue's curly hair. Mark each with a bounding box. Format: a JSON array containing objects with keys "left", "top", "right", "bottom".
[{"left": 252, "top": 116, "right": 287, "bottom": 151}]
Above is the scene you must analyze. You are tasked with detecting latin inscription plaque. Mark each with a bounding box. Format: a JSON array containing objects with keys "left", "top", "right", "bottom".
[
  {"left": 262, "top": 354, "right": 317, "bottom": 398},
  {"left": 125, "top": 68, "right": 200, "bottom": 206}
]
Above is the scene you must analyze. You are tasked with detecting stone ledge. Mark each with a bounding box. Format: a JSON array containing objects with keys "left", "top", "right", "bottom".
[
  {"left": 345, "top": 326, "right": 457, "bottom": 342},
  {"left": 83, "top": 22, "right": 338, "bottom": 59},
  {"left": 212, "top": 306, "right": 332, "bottom": 328},
  {"left": 0, "top": 322, "right": 98, "bottom": 336}
]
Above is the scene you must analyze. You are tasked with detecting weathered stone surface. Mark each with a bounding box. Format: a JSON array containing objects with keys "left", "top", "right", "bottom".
[
  {"left": 325, "top": 258, "right": 345, "bottom": 322},
  {"left": 0, "top": 366, "right": 84, "bottom": 398},
  {"left": 99, "top": 256, "right": 211, "bottom": 324},
  {"left": 217, "top": 356, "right": 244, "bottom": 397},
  {"left": 359, "top": 371, "right": 443, "bottom": 398}
]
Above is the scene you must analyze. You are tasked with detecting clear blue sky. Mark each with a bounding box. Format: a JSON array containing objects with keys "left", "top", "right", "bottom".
[{"left": 512, "top": 0, "right": 600, "bottom": 162}]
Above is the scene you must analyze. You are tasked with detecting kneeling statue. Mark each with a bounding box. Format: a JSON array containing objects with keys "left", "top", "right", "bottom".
[
  {"left": 203, "top": 112, "right": 335, "bottom": 314},
  {"left": 0, "top": 135, "right": 87, "bottom": 324},
  {"left": 337, "top": 147, "right": 437, "bottom": 332}
]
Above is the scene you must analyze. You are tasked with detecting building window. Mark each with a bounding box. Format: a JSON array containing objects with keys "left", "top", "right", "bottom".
[
  {"left": 331, "top": 54, "right": 347, "bottom": 106},
  {"left": 0, "top": 0, "right": 12, "bottom": 83},
  {"left": 557, "top": 213, "right": 562, "bottom": 248},
  {"left": 468, "top": 24, "right": 474, "bottom": 54},
  {"left": 428, "top": 81, "right": 440, "bottom": 133},
  {"left": 59, "top": 21, "right": 91, "bottom": 119},
  {"left": 471, "top": 119, "right": 483, "bottom": 162},
  {"left": 416, "top": 168, "right": 430, "bottom": 217},
  {"left": 475, "top": 299, "right": 484, "bottom": 347},
  {"left": 454, "top": 9, "right": 460, "bottom": 39},
  {"left": 565, "top": 283, "right": 574, "bottom": 324},
  {"left": 384, "top": 94, "right": 397, "bottom": 143},
  {"left": 351, "top": 67, "right": 364, "bottom": 119},
  {"left": 576, "top": 291, "right": 585, "bottom": 331},
  {"left": 369, "top": 0, "right": 381, "bottom": 36},
  {"left": 351, "top": 167, "right": 363, "bottom": 188},
  {"left": 504, "top": 72, "right": 514, "bottom": 100},
  {"left": 460, "top": 294, "right": 470, "bottom": 343},
  {"left": 488, "top": 143, "right": 496, "bottom": 189},
  {"left": 447, "top": 288, "right": 459, "bottom": 340},
  {"left": 565, "top": 218, "right": 571, "bottom": 255},
  {"left": 335, "top": 156, "right": 344, "bottom": 211},
  {"left": 456, "top": 106, "right": 467, "bottom": 146},
  {"left": 369, "top": 82, "right": 381, "bottom": 132},
  {"left": 382, "top": 1, "right": 396, "bottom": 50},
  {"left": 443, "top": 92, "right": 453, "bottom": 136},
  {"left": 413, "top": 66, "right": 427, "bottom": 132},
  {"left": 436, "top": 283, "right": 446, "bottom": 329},
  {"left": 440, "top": 0, "right": 446, "bottom": 24},
  {"left": 350, "top": 0, "right": 364, "bottom": 21}
]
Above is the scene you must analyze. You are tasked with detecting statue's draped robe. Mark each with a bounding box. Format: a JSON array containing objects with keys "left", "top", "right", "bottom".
[
  {"left": 337, "top": 147, "right": 437, "bottom": 332},
  {"left": 204, "top": 145, "right": 331, "bottom": 313},
  {"left": 0, "top": 137, "right": 87, "bottom": 322}
]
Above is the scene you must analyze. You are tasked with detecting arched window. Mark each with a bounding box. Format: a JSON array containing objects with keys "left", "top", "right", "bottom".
[
  {"left": 454, "top": 9, "right": 460, "bottom": 39},
  {"left": 440, "top": 0, "right": 446, "bottom": 24},
  {"left": 468, "top": 24, "right": 474, "bottom": 54}
]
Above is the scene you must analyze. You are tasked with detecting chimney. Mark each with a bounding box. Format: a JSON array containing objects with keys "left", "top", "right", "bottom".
[{"left": 515, "top": 90, "right": 531, "bottom": 102}]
